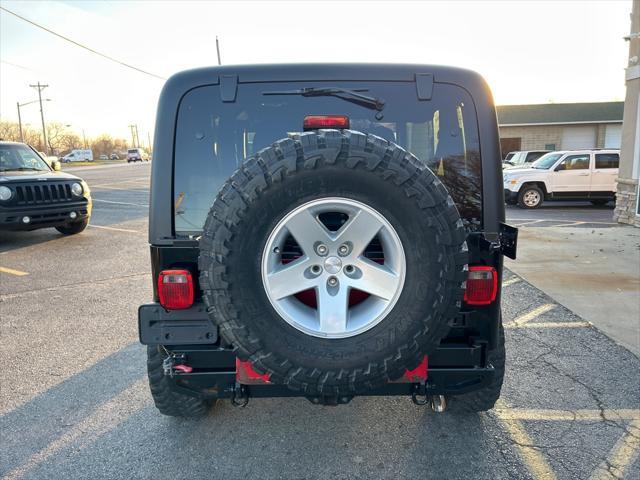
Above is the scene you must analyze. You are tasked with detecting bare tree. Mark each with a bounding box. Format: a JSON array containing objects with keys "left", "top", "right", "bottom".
[
  {"left": 0, "top": 121, "right": 20, "bottom": 141},
  {"left": 46, "top": 122, "right": 69, "bottom": 154}
]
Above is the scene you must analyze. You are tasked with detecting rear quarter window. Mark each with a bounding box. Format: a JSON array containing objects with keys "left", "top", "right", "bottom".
[
  {"left": 595, "top": 153, "right": 619, "bottom": 169},
  {"left": 173, "top": 81, "right": 483, "bottom": 234}
]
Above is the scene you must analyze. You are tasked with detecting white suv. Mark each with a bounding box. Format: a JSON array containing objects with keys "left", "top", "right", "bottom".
[
  {"left": 503, "top": 150, "right": 550, "bottom": 169},
  {"left": 503, "top": 149, "right": 620, "bottom": 208}
]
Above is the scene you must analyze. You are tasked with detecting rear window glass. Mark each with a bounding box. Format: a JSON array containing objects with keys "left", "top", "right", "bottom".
[
  {"left": 128, "top": 149, "right": 137, "bottom": 154},
  {"left": 595, "top": 153, "right": 619, "bottom": 169},
  {"left": 174, "top": 81, "right": 482, "bottom": 234},
  {"left": 525, "top": 151, "right": 546, "bottom": 163}
]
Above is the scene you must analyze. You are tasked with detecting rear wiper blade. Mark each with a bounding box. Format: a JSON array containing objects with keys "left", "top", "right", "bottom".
[
  {"left": 263, "top": 87, "right": 385, "bottom": 112},
  {"left": 0, "top": 167, "right": 46, "bottom": 172}
]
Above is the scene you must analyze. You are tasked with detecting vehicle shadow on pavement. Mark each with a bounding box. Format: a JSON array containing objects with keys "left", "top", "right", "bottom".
[
  {"left": 19, "top": 394, "right": 517, "bottom": 480},
  {"left": 0, "top": 230, "right": 66, "bottom": 253},
  {"left": 1, "top": 341, "right": 517, "bottom": 480},
  {"left": 0, "top": 343, "right": 145, "bottom": 477}
]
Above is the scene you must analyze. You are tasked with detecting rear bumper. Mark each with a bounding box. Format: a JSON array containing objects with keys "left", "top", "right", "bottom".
[
  {"left": 0, "top": 200, "right": 91, "bottom": 231},
  {"left": 139, "top": 303, "right": 495, "bottom": 398}
]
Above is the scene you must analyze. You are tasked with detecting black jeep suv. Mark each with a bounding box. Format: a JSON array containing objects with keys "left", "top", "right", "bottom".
[
  {"left": 139, "top": 64, "right": 517, "bottom": 417},
  {"left": 0, "top": 141, "right": 92, "bottom": 234}
]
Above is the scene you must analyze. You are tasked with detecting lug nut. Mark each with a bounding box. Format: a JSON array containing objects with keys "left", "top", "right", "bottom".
[
  {"left": 316, "top": 244, "right": 328, "bottom": 256},
  {"left": 311, "top": 265, "right": 321, "bottom": 274},
  {"left": 327, "top": 276, "right": 338, "bottom": 287},
  {"left": 338, "top": 244, "right": 349, "bottom": 256},
  {"left": 345, "top": 265, "right": 355, "bottom": 274}
]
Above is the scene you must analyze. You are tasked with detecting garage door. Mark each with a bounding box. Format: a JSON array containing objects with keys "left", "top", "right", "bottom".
[
  {"left": 561, "top": 126, "right": 597, "bottom": 149},
  {"left": 604, "top": 124, "right": 622, "bottom": 148}
]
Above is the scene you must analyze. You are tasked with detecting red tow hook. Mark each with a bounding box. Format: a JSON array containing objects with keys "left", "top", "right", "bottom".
[{"left": 173, "top": 364, "right": 193, "bottom": 373}]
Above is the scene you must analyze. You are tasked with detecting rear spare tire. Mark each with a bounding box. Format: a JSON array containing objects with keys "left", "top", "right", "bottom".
[{"left": 199, "top": 130, "right": 468, "bottom": 396}]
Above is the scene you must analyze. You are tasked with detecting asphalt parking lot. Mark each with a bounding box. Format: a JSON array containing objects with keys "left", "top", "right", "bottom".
[{"left": 1, "top": 162, "right": 638, "bottom": 480}]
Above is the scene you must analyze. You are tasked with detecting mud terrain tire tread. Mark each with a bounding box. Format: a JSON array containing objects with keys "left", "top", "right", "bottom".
[
  {"left": 55, "top": 218, "right": 89, "bottom": 235},
  {"left": 147, "top": 346, "right": 212, "bottom": 417}
]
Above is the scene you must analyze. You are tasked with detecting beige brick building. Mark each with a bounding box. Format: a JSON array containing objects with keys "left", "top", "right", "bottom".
[{"left": 497, "top": 102, "right": 623, "bottom": 154}]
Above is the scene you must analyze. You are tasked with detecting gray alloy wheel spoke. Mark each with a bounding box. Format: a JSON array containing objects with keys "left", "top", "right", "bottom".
[
  {"left": 316, "top": 283, "right": 350, "bottom": 334},
  {"left": 261, "top": 197, "right": 406, "bottom": 339},
  {"left": 334, "top": 208, "right": 384, "bottom": 257},
  {"left": 352, "top": 258, "right": 401, "bottom": 301},
  {"left": 267, "top": 257, "right": 313, "bottom": 300},
  {"left": 284, "top": 208, "right": 332, "bottom": 254}
]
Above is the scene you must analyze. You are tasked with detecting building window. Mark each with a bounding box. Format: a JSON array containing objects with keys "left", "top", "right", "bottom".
[{"left": 544, "top": 143, "right": 556, "bottom": 150}]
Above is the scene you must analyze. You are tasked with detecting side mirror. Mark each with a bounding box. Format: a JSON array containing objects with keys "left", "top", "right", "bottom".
[
  {"left": 555, "top": 163, "right": 566, "bottom": 171},
  {"left": 52, "top": 160, "right": 61, "bottom": 171}
]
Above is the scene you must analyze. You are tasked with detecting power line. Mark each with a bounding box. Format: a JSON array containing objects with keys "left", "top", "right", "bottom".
[{"left": 0, "top": 6, "right": 166, "bottom": 80}]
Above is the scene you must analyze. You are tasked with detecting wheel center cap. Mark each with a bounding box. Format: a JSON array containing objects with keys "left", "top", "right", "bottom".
[{"left": 324, "top": 256, "right": 342, "bottom": 274}]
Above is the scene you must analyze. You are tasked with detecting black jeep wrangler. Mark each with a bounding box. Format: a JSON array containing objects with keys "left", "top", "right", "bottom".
[
  {"left": 139, "top": 64, "right": 517, "bottom": 417},
  {"left": 0, "top": 141, "right": 91, "bottom": 234}
]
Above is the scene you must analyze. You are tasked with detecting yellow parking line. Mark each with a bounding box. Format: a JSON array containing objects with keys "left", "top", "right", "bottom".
[
  {"left": 591, "top": 418, "right": 640, "bottom": 480},
  {"left": 494, "top": 399, "right": 557, "bottom": 480},
  {"left": 3, "top": 379, "right": 149, "bottom": 480},
  {"left": 552, "top": 221, "right": 586, "bottom": 228},
  {"left": 502, "top": 277, "right": 522, "bottom": 287},
  {"left": 511, "top": 304, "right": 556, "bottom": 326},
  {"left": 505, "top": 321, "right": 591, "bottom": 329},
  {"left": 0, "top": 266, "right": 29, "bottom": 276},
  {"left": 495, "top": 409, "right": 640, "bottom": 422}
]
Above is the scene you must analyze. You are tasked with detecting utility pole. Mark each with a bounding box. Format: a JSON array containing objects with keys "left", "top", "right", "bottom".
[
  {"left": 16, "top": 102, "right": 24, "bottom": 143},
  {"left": 147, "top": 131, "right": 152, "bottom": 153},
  {"left": 216, "top": 36, "right": 222, "bottom": 65},
  {"left": 82, "top": 129, "right": 87, "bottom": 149},
  {"left": 29, "top": 82, "right": 49, "bottom": 154},
  {"left": 128, "top": 124, "right": 136, "bottom": 148},
  {"left": 134, "top": 125, "right": 140, "bottom": 148}
]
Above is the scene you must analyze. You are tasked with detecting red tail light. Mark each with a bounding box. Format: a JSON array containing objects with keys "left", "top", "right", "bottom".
[
  {"left": 464, "top": 266, "right": 498, "bottom": 306},
  {"left": 303, "top": 115, "right": 350, "bottom": 130},
  {"left": 158, "top": 269, "right": 194, "bottom": 310}
]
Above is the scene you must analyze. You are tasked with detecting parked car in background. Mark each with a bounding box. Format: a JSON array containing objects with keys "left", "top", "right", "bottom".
[
  {"left": 99, "top": 154, "right": 109, "bottom": 160},
  {"left": 503, "top": 149, "right": 620, "bottom": 208},
  {"left": 61, "top": 149, "right": 93, "bottom": 163},
  {"left": 127, "top": 148, "right": 149, "bottom": 162},
  {"left": 37, "top": 151, "right": 60, "bottom": 169},
  {"left": 110, "top": 153, "right": 119, "bottom": 160},
  {"left": 503, "top": 150, "right": 550, "bottom": 169},
  {"left": 0, "top": 141, "right": 92, "bottom": 234}
]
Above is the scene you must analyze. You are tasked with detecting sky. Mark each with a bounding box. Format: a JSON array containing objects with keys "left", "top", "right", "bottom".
[{"left": 0, "top": 0, "right": 633, "bottom": 141}]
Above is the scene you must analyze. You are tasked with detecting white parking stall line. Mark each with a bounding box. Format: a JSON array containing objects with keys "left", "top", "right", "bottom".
[
  {"left": 91, "top": 198, "right": 149, "bottom": 207},
  {"left": 508, "top": 218, "right": 618, "bottom": 225},
  {"left": 513, "top": 219, "right": 547, "bottom": 227},
  {"left": 88, "top": 224, "right": 142, "bottom": 234}
]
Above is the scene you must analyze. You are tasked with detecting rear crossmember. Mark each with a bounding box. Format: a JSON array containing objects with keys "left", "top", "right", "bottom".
[{"left": 160, "top": 345, "right": 495, "bottom": 408}]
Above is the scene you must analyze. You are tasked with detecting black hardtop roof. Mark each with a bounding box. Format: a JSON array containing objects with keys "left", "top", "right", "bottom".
[{"left": 163, "top": 62, "right": 486, "bottom": 89}]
